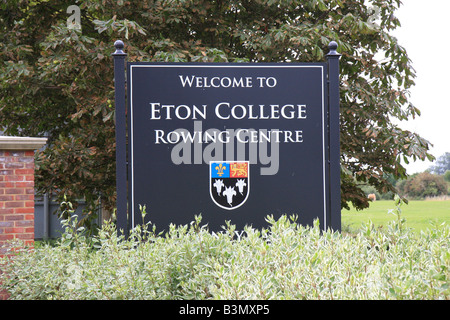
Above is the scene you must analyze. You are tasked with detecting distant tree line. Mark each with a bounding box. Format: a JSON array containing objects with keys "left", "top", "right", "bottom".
[
  {"left": 397, "top": 172, "right": 448, "bottom": 199},
  {"left": 361, "top": 152, "right": 450, "bottom": 201},
  {"left": 428, "top": 152, "right": 450, "bottom": 175}
]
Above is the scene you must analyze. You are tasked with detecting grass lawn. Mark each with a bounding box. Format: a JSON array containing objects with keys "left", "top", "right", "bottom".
[{"left": 341, "top": 199, "right": 450, "bottom": 233}]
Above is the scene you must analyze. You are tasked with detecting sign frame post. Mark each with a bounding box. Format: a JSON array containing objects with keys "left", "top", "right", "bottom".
[
  {"left": 112, "top": 40, "right": 129, "bottom": 236},
  {"left": 326, "top": 41, "right": 342, "bottom": 232}
]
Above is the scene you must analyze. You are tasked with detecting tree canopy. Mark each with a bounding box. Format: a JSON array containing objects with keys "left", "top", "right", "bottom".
[{"left": 0, "top": 0, "right": 434, "bottom": 225}]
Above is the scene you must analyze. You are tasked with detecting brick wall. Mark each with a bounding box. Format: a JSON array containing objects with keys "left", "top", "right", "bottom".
[
  {"left": 0, "top": 136, "right": 47, "bottom": 300},
  {"left": 0, "top": 150, "right": 36, "bottom": 253}
]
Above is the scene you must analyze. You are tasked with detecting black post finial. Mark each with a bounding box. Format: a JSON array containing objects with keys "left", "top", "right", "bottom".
[
  {"left": 327, "top": 41, "right": 340, "bottom": 57},
  {"left": 113, "top": 40, "right": 126, "bottom": 56}
]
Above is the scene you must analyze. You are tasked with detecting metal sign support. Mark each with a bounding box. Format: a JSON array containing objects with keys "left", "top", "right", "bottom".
[
  {"left": 112, "top": 40, "right": 128, "bottom": 236},
  {"left": 326, "top": 41, "right": 342, "bottom": 231}
]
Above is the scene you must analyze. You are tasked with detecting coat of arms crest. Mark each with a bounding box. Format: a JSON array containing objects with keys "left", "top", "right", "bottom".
[{"left": 210, "top": 161, "right": 249, "bottom": 210}]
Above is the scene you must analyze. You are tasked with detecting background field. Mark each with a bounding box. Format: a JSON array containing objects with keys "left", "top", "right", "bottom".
[{"left": 341, "top": 199, "right": 450, "bottom": 233}]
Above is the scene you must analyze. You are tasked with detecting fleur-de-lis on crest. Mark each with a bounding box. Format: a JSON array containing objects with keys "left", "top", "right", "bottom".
[{"left": 215, "top": 163, "right": 226, "bottom": 176}]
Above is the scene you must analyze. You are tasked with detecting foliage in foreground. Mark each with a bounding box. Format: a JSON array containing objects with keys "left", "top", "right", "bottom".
[{"left": 1, "top": 214, "right": 449, "bottom": 300}]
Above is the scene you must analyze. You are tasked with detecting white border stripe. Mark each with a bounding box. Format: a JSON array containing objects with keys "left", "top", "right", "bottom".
[{"left": 129, "top": 64, "right": 327, "bottom": 229}]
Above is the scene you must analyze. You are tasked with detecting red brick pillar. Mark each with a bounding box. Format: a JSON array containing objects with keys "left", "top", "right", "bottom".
[{"left": 0, "top": 136, "right": 47, "bottom": 300}]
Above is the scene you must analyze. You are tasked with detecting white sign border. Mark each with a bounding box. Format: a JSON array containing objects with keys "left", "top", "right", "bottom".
[{"left": 128, "top": 64, "right": 328, "bottom": 229}]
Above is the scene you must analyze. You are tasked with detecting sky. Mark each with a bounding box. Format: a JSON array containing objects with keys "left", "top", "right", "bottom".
[{"left": 391, "top": 0, "right": 450, "bottom": 173}]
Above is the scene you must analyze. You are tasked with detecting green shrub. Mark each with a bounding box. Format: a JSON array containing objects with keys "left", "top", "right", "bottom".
[
  {"left": 1, "top": 214, "right": 449, "bottom": 300},
  {"left": 444, "top": 170, "right": 450, "bottom": 184},
  {"left": 402, "top": 172, "right": 448, "bottom": 199}
]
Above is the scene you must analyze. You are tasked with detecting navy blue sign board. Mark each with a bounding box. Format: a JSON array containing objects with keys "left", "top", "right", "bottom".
[{"left": 113, "top": 41, "right": 341, "bottom": 235}]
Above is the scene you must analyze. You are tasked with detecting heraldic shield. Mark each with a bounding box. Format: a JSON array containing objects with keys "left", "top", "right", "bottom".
[{"left": 210, "top": 161, "right": 249, "bottom": 210}]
